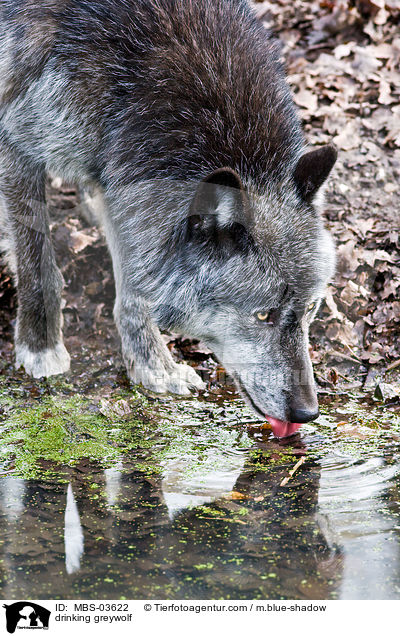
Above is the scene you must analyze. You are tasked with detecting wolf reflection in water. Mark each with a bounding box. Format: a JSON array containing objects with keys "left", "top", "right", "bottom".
[{"left": 0, "top": 451, "right": 342, "bottom": 600}]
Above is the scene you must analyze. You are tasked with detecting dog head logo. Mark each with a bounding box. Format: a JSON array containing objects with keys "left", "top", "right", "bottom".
[{"left": 3, "top": 602, "right": 50, "bottom": 633}]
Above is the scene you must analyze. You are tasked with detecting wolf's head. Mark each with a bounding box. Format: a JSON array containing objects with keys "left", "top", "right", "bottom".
[{"left": 178, "top": 145, "right": 337, "bottom": 437}]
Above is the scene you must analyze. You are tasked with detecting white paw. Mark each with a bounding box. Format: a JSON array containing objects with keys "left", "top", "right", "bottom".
[
  {"left": 15, "top": 343, "right": 71, "bottom": 378},
  {"left": 131, "top": 362, "right": 206, "bottom": 396},
  {"left": 168, "top": 362, "right": 206, "bottom": 395}
]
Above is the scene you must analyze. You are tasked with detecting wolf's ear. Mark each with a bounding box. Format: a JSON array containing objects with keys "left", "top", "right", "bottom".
[
  {"left": 294, "top": 145, "right": 337, "bottom": 202},
  {"left": 187, "top": 168, "right": 253, "bottom": 256}
]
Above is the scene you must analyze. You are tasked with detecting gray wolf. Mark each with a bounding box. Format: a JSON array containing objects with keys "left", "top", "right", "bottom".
[{"left": 0, "top": 0, "right": 337, "bottom": 437}]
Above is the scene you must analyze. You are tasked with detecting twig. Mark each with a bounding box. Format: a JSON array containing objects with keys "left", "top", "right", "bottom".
[
  {"left": 329, "top": 351, "right": 361, "bottom": 364},
  {"left": 336, "top": 372, "right": 353, "bottom": 382},
  {"left": 315, "top": 369, "right": 352, "bottom": 384},
  {"left": 279, "top": 456, "right": 306, "bottom": 487},
  {"left": 343, "top": 343, "right": 362, "bottom": 362},
  {"left": 386, "top": 359, "right": 400, "bottom": 372}
]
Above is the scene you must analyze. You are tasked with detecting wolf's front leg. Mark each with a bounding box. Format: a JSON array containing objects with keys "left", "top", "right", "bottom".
[
  {"left": 114, "top": 296, "right": 205, "bottom": 395},
  {"left": 0, "top": 142, "right": 70, "bottom": 378}
]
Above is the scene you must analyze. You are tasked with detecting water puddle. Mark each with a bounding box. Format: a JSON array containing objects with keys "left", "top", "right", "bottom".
[{"left": 0, "top": 388, "right": 399, "bottom": 600}]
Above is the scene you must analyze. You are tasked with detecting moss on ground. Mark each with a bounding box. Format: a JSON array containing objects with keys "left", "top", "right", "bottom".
[
  {"left": 0, "top": 365, "right": 399, "bottom": 483},
  {"left": 0, "top": 391, "right": 150, "bottom": 480}
]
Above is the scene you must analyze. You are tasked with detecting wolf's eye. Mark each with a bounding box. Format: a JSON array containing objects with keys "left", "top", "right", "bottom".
[
  {"left": 255, "top": 310, "right": 274, "bottom": 324},
  {"left": 308, "top": 302, "right": 316, "bottom": 313}
]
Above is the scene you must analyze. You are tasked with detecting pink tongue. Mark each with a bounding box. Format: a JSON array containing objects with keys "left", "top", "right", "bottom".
[{"left": 266, "top": 417, "right": 302, "bottom": 438}]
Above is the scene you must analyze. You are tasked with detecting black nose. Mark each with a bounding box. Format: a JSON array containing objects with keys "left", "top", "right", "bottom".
[{"left": 289, "top": 408, "right": 320, "bottom": 424}]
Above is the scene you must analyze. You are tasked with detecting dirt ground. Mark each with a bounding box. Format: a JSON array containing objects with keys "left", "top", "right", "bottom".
[{"left": 0, "top": 0, "right": 399, "bottom": 409}]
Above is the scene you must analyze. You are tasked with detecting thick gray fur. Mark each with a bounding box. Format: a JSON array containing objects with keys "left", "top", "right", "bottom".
[{"left": 0, "top": 0, "right": 336, "bottom": 421}]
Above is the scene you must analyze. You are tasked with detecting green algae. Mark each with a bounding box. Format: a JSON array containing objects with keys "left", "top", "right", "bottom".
[
  {"left": 0, "top": 392, "right": 149, "bottom": 480},
  {"left": 0, "top": 380, "right": 254, "bottom": 482},
  {"left": 319, "top": 397, "right": 399, "bottom": 430},
  {"left": 1, "top": 360, "right": 399, "bottom": 484},
  {"left": 313, "top": 397, "right": 400, "bottom": 461}
]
